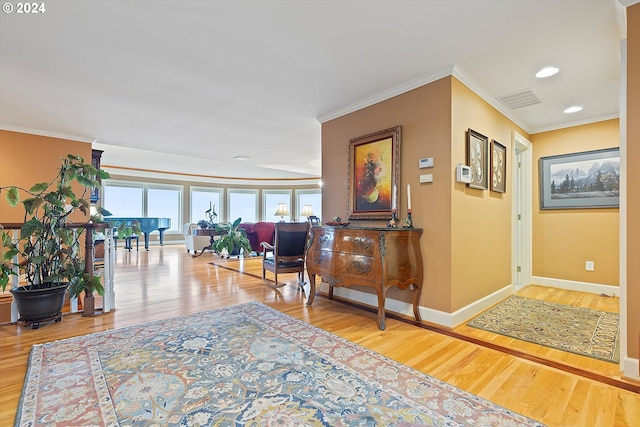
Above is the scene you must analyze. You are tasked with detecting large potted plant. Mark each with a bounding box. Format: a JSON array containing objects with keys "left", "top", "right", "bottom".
[
  {"left": 213, "top": 217, "right": 252, "bottom": 257},
  {"left": 0, "top": 154, "right": 110, "bottom": 327}
]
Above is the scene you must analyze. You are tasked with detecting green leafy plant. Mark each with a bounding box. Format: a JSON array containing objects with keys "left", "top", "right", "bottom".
[
  {"left": 213, "top": 218, "right": 252, "bottom": 256},
  {"left": 0, "top": 154, "right": 111, "bottom": 298}
]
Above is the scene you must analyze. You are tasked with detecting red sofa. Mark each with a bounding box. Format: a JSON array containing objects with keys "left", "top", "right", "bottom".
[{"left": 239, "top": 222, "right": 276, "bottom": 254}]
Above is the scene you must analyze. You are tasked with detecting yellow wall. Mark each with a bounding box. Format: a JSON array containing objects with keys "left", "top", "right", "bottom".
[
  {"left": 530, "top": 120, "right": 619, "bottom": 286},
  {"left": 450, "top": 78, "right": 528, "bottom": 311},
  {"left": 626, "top": 3, "right": 639, "bottom": 361},
  {"left": 0, "top": 130, "right": 93, "bottom": 223}
]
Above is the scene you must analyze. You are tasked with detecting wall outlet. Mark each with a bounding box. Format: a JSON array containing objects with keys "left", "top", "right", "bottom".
[
  {"left": 585, "top": 261, "right": 595, "bottom": 271},
  {"left": 420, "top": 174, "right": 433, "bottom": 183}
]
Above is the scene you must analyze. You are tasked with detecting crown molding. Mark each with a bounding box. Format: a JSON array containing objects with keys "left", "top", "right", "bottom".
[
  {"left": 619, "top": 0, "right": 639, "bottom": 7},
  {"left": 529, "top": 113, "right": 620, "bottom": 134},
  {"left": 103, "top": 164, "right": 321, "bottom": 186},
  {"left": 0, "top": 124, "right": 95, "bottom": 144},
  {"left": 450, "top": 64, "right": 532, "bottom": 135},
  {"left": 316, "top": 64, "right": 455, "bottom": 123},
  {"left": 315, "top": 62, "right": 534, "bottom": 134}
]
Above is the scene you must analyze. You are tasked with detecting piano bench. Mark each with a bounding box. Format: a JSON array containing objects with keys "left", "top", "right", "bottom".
[{"left": 114, "top": 235, "right": 139, "bottom": 251}]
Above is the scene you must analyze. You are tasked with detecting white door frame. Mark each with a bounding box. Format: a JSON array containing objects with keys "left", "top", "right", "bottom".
[{"left": 512, "top": 131, "right": 532, "bottom": 290}]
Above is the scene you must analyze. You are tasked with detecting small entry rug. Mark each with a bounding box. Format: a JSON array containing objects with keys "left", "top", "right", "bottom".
[
  {"left": 467, "top": 296, "right": 620, "bottom": 363},
  {"left": 17, "top": 302, "right": 544, "bottom": 426}
]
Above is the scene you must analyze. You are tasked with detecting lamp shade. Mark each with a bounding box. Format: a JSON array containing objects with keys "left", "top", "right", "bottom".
[
  {"left": 301, "top": 205, "right": 314, "bottom": 217},
  {"left": 274, "top": 203, "right": 289, "bottom": 217}
]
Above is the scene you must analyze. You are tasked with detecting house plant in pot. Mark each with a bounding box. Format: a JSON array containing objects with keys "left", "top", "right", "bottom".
[
  {"left": 213, "top": 217, "right": 252, "bottom": 258},
  {"left": 0, "top": 154, "right": 110, "bottom": 328}
]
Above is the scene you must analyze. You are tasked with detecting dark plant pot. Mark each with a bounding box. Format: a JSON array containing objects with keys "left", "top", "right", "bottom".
[
  {"left": 230, "top": 246, "right": 241, "bottom": 256},
  {"left": 10, "top": 283, "right": 69, "bottom": 325}
]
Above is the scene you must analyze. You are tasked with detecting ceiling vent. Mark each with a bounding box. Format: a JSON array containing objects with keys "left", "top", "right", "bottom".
[{"left": 497, "top": 88, "right": 541, "bottom": 110}]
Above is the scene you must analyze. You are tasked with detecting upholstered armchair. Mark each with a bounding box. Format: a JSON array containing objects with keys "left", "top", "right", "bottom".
[
  {"left": 183, "top": 223, "right": 211, "bottom": 255},
  {"left": 261, "top": 222, "right": 310, "bottom": 288}
]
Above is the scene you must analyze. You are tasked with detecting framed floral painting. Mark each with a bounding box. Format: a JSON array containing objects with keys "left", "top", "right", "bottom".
[{"left": 348, "top": 126, "right": 401, "bottom": 220}]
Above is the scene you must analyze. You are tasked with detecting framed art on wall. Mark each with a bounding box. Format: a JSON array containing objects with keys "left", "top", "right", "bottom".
[
  {"left": 491, "top": 140, "right": 506, "bottom": 193},
  {"left": 348, "top": 126, "right": 401, "bottom": 220},
  {"left": 466, "top": 128, "right": 488, "bottom": 190},
  {"left": 539, "top": 147, "right": 620, "bottom": 209}
]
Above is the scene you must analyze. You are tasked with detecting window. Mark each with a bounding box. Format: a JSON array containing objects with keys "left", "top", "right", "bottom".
[
  {"left": 191, "top": 188, "right": 222, "bottom": 223},
  {"left": 147, "top": 187, "right": 181, "bottom": 233},
  {"left": 102, "top": 181, "right": 181, "bottom": 232},
  {"left": 102, "top": 184, "right": 143, "bottom": 217},
  {"left": 297, "top": 190, "right": 322, "bottom": 222},
  {"left": 228, "top": 190, "right": 258, "bottom": 223},
  {"left": 263, "top": 190, "right": 292, "bottom": 222}
]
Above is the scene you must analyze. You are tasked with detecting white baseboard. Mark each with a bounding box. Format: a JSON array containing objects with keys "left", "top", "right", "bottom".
[
  {"left": 623, "top": 355, "right": 640, "bottom": 381},
  {"left": 317, "top": 283, "right": 514, "bottom": 329},
  {"left": 531, "top": 276, "right": 619, "bottom": 296}
]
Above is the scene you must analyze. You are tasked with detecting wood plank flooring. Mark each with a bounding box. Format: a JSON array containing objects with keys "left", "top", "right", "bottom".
[{"left": 1, "top": 245, "right": 638, "bottom": 426}]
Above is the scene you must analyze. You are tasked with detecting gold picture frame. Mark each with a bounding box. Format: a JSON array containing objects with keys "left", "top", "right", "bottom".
[
  {"left": 348, "top": 126, "right": 401, "bottom": 220},
  {"left": 466, "top": 128, "right": 488, "bottom": 190},
  {"left": 491, "top": 140, "right": 506, "bottom": 193}
]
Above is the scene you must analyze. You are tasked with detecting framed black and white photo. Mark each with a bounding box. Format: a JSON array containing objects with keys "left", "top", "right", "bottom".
[{"left": 539, "top": 147, "right": 620, "bottom": 209}]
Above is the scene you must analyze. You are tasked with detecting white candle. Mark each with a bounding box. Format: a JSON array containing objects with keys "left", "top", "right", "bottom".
[
  {"left": 392, "top": 186, "right": 397, "bottom": 210},
  {"left": 407, "top": 184, "right": 411, "bottom": 210}
]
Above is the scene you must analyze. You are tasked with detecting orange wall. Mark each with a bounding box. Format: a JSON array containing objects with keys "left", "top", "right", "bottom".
[
  {"left": 626, "top": 3, "right": 639, "bottom": 361},
  {"left": 450, "top": 78, "right": 528, "bottom": 311},
  {"left": 0, "top": 130, "right": 93, "bottom": 223},
  {"left": 530, "top": 120, "right": 619, "bottom": 286},
  {"left": 322, "top": 77, "right": 453, "bottom": 312}
]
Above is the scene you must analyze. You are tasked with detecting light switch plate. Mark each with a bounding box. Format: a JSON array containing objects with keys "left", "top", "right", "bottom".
[{"left": 420, "top": 174, "right": 433, "bottom": 183}]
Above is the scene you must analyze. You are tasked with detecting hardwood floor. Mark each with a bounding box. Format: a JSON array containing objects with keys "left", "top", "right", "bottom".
[{"left": 1, "top": 245, "right": 638, "bottom": 426}]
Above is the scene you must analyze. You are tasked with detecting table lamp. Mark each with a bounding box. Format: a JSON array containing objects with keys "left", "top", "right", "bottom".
[
  {"left": 301, "top": 205, "right": 314, "bottom": 219},
  {"left": 274, "top": 203, "right": 289, "bottom": 222}
]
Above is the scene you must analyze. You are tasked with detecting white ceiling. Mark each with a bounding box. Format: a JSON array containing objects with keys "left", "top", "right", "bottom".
[{"left": 0, "top": 0, "right": 627, "bottom": 180}]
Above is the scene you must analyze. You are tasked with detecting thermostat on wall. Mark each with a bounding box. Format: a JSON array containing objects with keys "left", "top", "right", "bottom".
[{"left": 456, "top": 163, "right": 471, "bottom": 183}]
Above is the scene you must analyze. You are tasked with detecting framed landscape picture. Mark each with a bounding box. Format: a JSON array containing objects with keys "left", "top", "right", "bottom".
[
  {"left": 539, "top": 147, "right": 620, "bottom": 209},
  {"left": 466, "top": 128, "right": 488, "bottom": 190},
  {"left": 348, "top": 126, "right": 401, "bottom": 220}
]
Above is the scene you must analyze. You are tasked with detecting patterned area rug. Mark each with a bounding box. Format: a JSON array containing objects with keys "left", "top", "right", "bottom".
[
  {"left": 17, "top": 302, "right": 545, "bottom": 426},
  {"left": 467, "top": 296, "right": 620, "bottom": 363}
]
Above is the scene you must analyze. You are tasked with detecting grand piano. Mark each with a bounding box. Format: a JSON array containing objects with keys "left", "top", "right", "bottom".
[{"left": 107, "top": 217, "right": 171, "bottom": 250}]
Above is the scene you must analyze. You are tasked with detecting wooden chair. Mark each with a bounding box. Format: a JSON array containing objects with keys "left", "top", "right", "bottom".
[{"left": 261, "top": 222, "right": 310, "bottom": 288}]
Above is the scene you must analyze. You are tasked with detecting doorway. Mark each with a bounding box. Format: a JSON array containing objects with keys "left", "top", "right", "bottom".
[{"left": 512, "top": 131, "right": 531, "bottom": 289}]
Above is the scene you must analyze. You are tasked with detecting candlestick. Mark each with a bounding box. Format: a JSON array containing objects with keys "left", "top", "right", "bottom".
[
  {"left": 391, "top": 185, "right": 397, "bottom": 210},
  {"left": 387, "top": 209, "right": 398, "bottom": 228},
  {"left": 402, "top": 209, "right": 413, "bottom": 228},
  {"left": 407, "top": 184, "right": 411, "bottom": 210}
]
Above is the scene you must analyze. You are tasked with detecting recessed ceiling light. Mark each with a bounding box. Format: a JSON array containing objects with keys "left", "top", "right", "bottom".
[
  {"left": 233, "top": 155, "right": 250, "bottom": 160},
  {"left": 564, "top": 106, "right": 583, "bottom": 114},
  {"left": 535, "top": 66, "right": 559, "bottom": 78}
]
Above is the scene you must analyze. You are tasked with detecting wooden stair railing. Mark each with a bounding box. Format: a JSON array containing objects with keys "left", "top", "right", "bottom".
[{"left": 0, "top": 222, "right": 115, "bottom": 320}]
